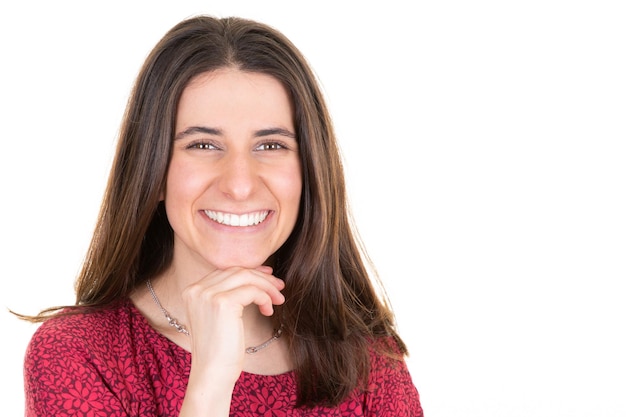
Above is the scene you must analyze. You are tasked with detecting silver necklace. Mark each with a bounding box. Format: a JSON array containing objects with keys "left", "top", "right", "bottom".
[{"left": 146, "top": 279, "right": 282, "bottom": 354}]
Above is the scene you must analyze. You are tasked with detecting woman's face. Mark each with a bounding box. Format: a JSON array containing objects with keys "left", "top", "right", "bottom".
[{"left": 164, "top": 68, "right": 302, "bottom": 272}]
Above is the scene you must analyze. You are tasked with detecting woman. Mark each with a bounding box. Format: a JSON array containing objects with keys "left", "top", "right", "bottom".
[{"left": 21, "top": 15, "right": 423, "bottom": 416}]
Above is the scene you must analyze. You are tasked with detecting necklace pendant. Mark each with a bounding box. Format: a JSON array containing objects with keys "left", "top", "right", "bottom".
[{"left": 167, "top": 316, "right": 190, "bottom": 335}]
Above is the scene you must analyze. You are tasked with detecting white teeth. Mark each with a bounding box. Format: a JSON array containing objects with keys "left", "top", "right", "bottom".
[{"left": 204, "top": 210, "right": 269, "bottom": 227}]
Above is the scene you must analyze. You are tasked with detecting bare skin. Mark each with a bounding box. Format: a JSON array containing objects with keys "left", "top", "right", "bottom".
[{"left": 131, "top": 68, "right": 302, "bottom": 416}]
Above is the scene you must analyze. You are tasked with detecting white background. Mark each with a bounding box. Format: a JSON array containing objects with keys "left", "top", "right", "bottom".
[{"left": 1, "top": 1, "right": 625, "bottom": 416}]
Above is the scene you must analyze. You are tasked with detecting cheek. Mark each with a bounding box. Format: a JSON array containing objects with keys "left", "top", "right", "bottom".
[
  {"left": 280, "top": 171, "right": 303, "bottom": 216},
  {"left": 164, "top": 162, "right": 207, "bottom": 205}
]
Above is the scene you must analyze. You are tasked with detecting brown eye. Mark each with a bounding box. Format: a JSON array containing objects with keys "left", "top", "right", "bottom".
[
  {"left": 187, "top": 141, "right": 218, "bottom": 150},
  {"left": 256, "top": 142, "right": 285, "bottom": 151}
]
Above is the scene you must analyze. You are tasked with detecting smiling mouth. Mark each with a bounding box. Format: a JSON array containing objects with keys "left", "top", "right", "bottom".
[{"left": 204, "top": 210, "right": 270, "bottom": 227}]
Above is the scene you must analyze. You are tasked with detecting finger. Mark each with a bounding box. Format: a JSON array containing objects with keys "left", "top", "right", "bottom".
[
  {"left": 250, "top": 267, "right": 285, "bottom": 291},
  {"left": 255, "top": 265, "right": 273, "bottom": 274},
  {"left": 238, "top": 277, "right": 285, "bottom": 307},
  {"left": 214, "top": 267, "right": 285, "bottom": 293},
  {"left": 190, "top": 270, "right": 286, "bottom": 308},
  {"left": 215, "top": 285, "right": 283, "bottom": 316}
]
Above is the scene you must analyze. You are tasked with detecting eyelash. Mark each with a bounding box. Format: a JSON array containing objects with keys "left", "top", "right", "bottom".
[
  {"left": 185, "top": 141, "right": 288, "bottom": 151},
  {"left": 255, "top": 141, "right": 287, "bottom": 151},
  {"left": 186, "top": 141, "right": 217, "bottom": 150}
]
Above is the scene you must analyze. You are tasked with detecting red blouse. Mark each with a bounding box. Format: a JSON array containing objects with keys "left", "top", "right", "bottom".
[{"left": 24, "top": 299, "right": 423, "bottom": 416}]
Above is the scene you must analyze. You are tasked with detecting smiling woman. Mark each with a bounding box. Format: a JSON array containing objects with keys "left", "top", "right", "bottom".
[
  {"left": 16, "top": 15, "right": 423, "bottom": 417},
  {"left": 166, "top": 69, "right": 302, "bottom": 271}
]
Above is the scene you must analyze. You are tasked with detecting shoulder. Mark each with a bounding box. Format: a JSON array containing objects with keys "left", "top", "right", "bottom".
[
  {"left": 25, "top": 300, "right": 135, "bottom": 366},
  {"left": 23, "top": 300, "right": 155, "bottom": 416},
  {"left": 367, "top": 335, "right": 407, "bottom": 370},
  {"left": 364, "top": 336, "right": 424, "bottom": 416}
]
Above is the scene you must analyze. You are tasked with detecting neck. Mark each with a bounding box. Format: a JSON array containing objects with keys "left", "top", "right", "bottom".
[{"left": 242, "top": 304, "right": 279, "bottom": 345}]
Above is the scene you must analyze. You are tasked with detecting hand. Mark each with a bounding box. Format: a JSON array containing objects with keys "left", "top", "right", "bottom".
[{"left": 181, "top": 265, "right": 285, "bottom": 385}]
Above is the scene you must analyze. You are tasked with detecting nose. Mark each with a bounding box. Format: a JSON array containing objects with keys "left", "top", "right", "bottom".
[{"left": 217, "top": 151, "right": 258, "bottom": 200}]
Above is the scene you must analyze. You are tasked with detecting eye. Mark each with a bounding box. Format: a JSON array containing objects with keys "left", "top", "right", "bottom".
[
  {"left": 255, "top": 141, "right": 286, "bottom": 151},
  {"left": 186, "top": 141, "right": 219, "bottom": 150}
]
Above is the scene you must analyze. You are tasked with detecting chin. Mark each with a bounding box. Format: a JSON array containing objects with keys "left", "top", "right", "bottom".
[{"left": 207, "top": 254, "right": 273, "bottom": 270}]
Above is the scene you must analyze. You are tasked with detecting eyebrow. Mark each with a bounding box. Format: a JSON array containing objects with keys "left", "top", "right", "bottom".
[
  {"left": 174, "top": 126, "right": 221, "bottom": 140},
  {"left": 174, "top": 126, "right": 296, "bottom": 140},
  {"left": 254, "top": 128, "right": 296, "bottom": 139}
]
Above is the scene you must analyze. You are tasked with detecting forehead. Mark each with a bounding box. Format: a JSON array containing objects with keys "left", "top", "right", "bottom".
[
  {"left": 182, "top": 68, "right": 291, "bottom": 103},
  {"left": 176, "top": 69, "right": 294, "bottom": 127}
]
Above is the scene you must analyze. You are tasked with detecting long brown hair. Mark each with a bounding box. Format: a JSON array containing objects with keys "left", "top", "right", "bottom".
[{"left": 22, "top": 15, "right": 407, "bottom": 407}]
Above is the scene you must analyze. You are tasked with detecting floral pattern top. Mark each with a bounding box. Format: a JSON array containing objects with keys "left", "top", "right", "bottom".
[{"left": 24, "top": 299, "right": 423, "bottom": 416}]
